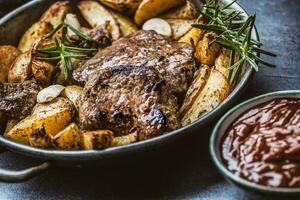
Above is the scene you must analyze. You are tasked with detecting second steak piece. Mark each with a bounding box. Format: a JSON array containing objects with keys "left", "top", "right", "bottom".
[{"left": 75, "top": 30, "right": 196, "bottom": 139}]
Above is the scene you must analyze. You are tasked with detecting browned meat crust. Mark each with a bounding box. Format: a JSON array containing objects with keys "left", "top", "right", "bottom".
[
  {"left": 0, "top": 80, "right": 41, "bottom": 119},
  {"left": 75, "top": 30, "right": 196, "bottom": 139}
]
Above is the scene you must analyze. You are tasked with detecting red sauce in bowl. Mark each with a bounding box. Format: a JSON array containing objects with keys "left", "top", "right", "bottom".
[{"left": 221, "top": 98, "right": 300, "bottom": 188}]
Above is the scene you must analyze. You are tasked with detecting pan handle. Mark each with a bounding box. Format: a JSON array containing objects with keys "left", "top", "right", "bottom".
[{"left": 0, "top": 148, "right": 51, "bottom": 182}]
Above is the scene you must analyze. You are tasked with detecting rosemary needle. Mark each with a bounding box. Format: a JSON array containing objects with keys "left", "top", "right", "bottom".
[
  {"left": 36, "top": 23, "right": 97, "bottom": 80},
  {"left": 193, "top": 0, "right": 276, "bottom": 86}
]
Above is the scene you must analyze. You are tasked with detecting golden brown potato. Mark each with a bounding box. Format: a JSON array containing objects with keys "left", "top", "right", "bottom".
[
  {"left": 5, "top": 97, "right": 75, "bottom": 145},
  {"left": 99, "top": 0, "right": 143, "bottom": 14},
  {"left": 215, "top": 48, "right": 230, "bottom": 79},
  {"left": 78, "top": 0, "right": 120, "bottom": 40},
  {"left": 28, "top": 125, "right": 52, "bottom": 148},
  {"left": 195, "top": 32, "right": 221, "bottom": 66},
  {"left": 178, "top": 18, "right": 205, "bottom": 46},
  {"left": 166, "top": 19, "right": 193, "bottom": 40},
  {"left": 181, "top": 69, "right": 230, "bottom": 126},
  {"left": 160, "top": 0, "right": 197, "bottom": 19},
  {"left": 31, "top": 60, "right": 55, "bottom": 86},
  {"left": 39, "top": 1, "right": 71, "bottom": 28},
  {"left": 180, "top": 65, "right": 211, "bottom": 117},
  {"left": 18, "top": 21, "right": 53, "bottom": 53},
  {"left": 112, "top": 132, "right": 138, "bottom": 146},
  {"left": 0, "top": 45, "right": 21, "bottom": 82},
  {"left": 61, "top": 85, "right": 83, "bottom": 106},
  {"left": 110, "top": 10, "right": 138, "bottom": 36},
  {"left": 82, "top": 130, "right": 114, "bottom": 150},
  {"left": 52, "top": 123, "right": 82, "bottom": 150},
  {"left": 8, "top": 51, "right": 32, "bottom": 83},
  {"left": 134, "top": 0, "right": 185, "bottom": 26}
]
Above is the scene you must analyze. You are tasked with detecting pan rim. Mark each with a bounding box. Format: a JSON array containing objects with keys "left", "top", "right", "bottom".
[{"left": 0, "top": 0, "right": 256, "bottom": 161}]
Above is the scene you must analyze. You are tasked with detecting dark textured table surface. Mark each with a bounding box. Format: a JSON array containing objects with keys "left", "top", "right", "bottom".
[{"left": 0, "top": 0, "right": 299, "bottom": 199}]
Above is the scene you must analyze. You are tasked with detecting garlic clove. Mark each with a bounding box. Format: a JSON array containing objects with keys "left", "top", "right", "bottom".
[
  {"left": 142, "top": 18, "right": 172, "bottom": 38},
  {"left": 37, "top": 85, "right": 65, "bottom": 103}
]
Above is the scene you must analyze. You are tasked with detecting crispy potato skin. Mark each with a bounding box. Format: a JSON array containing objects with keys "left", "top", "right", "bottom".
[
  {"left": 28, "top": 125, "right": 52, "bottom": 148},
  {"left": 110, "top": 10, "right": 138, "bottom": 36},
  {"left": 112, "top": 132, "right": 138, "bottom": 146},
  {"left": 134, "top": 0, "right": 185, "bottom": 26},
  {"left": 18, "top": 21, "right": 53, "bottom": 53},
  {"left": 8, "top": 51, "right": 32, "bottom": 83},
  {"left": 195, "top": 32, "right": 221, "bottom": 66},
  {"left": 31, "top": 60, "right": 55, "bottom": 86},
  {"left": 39, "top": 1, "right": 70, "bottom": 28},
  {"left": 160, "top": 0, "right": 197, "bottom": 19},
  {"left": 5, "top": 97, "right": 75, "bottom": 145},
  {"left": 99, "top": 0, "right": 143, "bottom": 14},
  {"left": 78, "top": 0, "right": 120, "bottom": 40},
  {"left": 52, "top": 123, "right": 82, "bottom": 150},
  {"left": 215, "top": 48, "right": 230, "bottom": 79},
  {"left": 83, "top": 130, "right": 114, "bottom": 150},
  {"left": 166, "top": 19, "right": 193, "bottom": 40},
  {"left": 178, "top": 18, "right": 205, "bottom": 46},
  {"left": 181, "top": 69, "right": 230, "bottom": 125},
  {"left": 180, "top": 65, "right": 211, "bottom": 117},
  {"left": 0, "top": 45, "right": 21, "bottom": 83}
]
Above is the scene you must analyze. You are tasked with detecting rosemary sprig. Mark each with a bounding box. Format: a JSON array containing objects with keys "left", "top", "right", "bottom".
[
  {"left": 193, "top": 0, "right": 276, "bottom": 86},
  {"left": 36, "top": 23, "right": 96, "bottom": 80}
]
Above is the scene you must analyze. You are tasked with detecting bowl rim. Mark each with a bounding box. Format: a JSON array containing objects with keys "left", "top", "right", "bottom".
[
  {"left": 0, "top": 0, "right": 256, "bottom": 161},
  {"left": 210, "top": 90, "right": 300, "bottom": 194}
]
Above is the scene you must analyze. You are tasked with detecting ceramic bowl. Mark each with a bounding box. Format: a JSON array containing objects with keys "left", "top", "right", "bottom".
[{"left": 210, "top": 90, "right": 300, "bottom": 195}]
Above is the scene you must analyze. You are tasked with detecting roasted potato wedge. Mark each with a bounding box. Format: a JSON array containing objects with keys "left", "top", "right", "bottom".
[
  {"left": 0, "top": 45, "right": 21, "bottom": 82},
  {"left": 134, "top": 0, "right": 185, "bottom": 26},
  {"left": 78, "top": 0, "right": 120, "bottom": 40},
  {"left": 180, "top": 65, "right": 211, "bottom": 117},
  {"left": 65, "top": 13, "right": 81, "bottom": 37},
  {"left": 31, "top": 60, "right": 55, "bottom": 86},
  {"left": 18, "top": 21, "right": 53, "bottom": 53},
  {"left": 178, "top": 18, "right": 205, "bottom": 46},
  {"left": 195, "top": 32, "right": 221, "bottom": 66},
  {"left": 215, "top": 48, "right": 230, "bottom": 79},
  {"left": 5, "top": 97, "right": 75, "bottom": 145},
  {"left": 28, "top": 125, "right": 52, "bottom": 148},
  {"left": 39, "top": 1, "right": 71, "bottom": 28},
  {"left": 82, "top": 130, "right": 114, "bottom": 150},
  {"left": 52, "top": 123, "right": 82, "bottom": 150},
  {"left": 181, "top": 69, "right": 230, "bottom": 126},
  {"left": 61, "top": 85, "right": 83, "bottom": 106},
  {"left": 8, "top": 51, "right": 32, "bottom": 83},
  {"left": 166, "top": 19, "right": 193, "bottom": 40},
  {"left": 160, "top": 0, "right": 197, "bottom": 19},
  {"left": 110, "top": 10, "right": 138, "bottom": 36},
  {"left": 99, "top": 0, "right": 143, "bottom": 14},
  {"left": 112, "top": 132, "right": 138, "bottom": 146}
]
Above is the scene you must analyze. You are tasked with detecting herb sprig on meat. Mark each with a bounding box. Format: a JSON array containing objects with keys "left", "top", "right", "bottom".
[{"left": 193, "top": 0, "right": 276, "bottom": 86}]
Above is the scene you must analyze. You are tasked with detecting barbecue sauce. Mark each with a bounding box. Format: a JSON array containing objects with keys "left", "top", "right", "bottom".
[{"left": 221, "top": 98, "right": 300, "bottom": 187}]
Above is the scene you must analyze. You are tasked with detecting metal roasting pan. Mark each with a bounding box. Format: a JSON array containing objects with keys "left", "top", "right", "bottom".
[{"left": 0, "top": 0, "right": 258, "bottom": 182}]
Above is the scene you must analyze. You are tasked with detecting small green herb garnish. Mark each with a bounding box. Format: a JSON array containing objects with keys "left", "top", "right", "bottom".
[
  {"left": 193, "top": 0, "right": 276, "bottom": 86},
  {"left": 36, "top": 23, "right": 97, "bottom": 80}
]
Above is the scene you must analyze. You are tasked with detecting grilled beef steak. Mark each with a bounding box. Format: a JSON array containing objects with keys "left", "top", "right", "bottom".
[
  {"left": 0, "top": 80, "right": 41, "bottom": 119},
  {"left": 75, "top": 30, "right": 196, "bottom": 139}
]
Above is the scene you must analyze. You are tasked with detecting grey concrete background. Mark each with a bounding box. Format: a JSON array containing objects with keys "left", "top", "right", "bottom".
[{"left": 0, "top": 0, "right": 299, "bottom": 199}]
